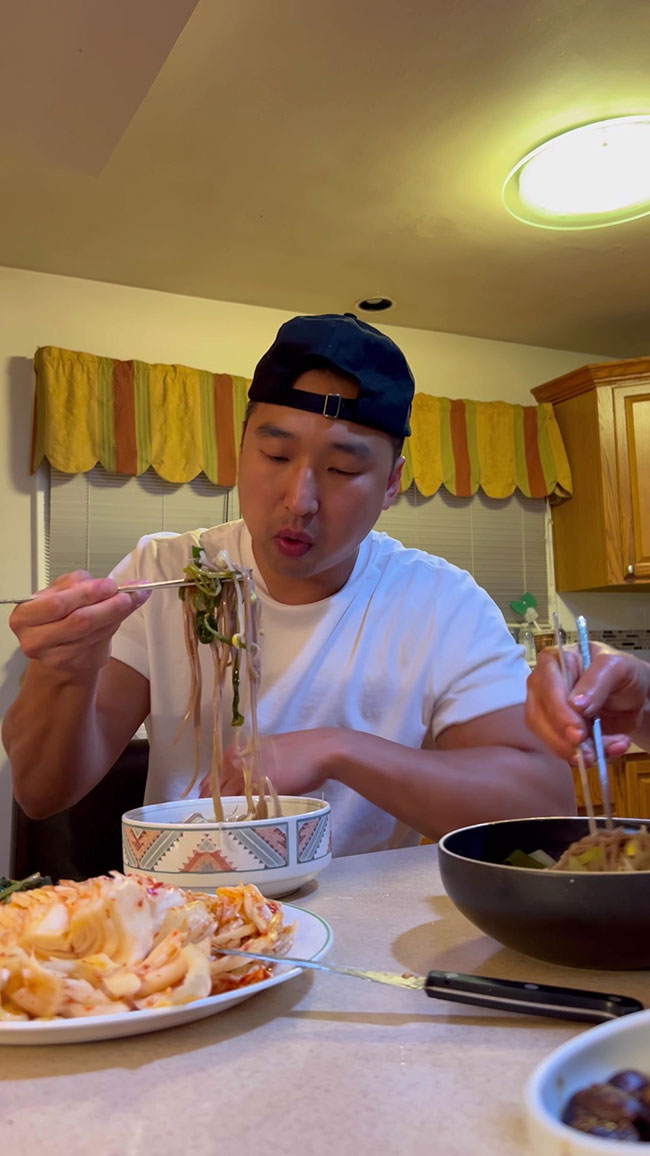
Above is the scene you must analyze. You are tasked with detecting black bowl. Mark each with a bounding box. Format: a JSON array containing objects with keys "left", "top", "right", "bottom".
[{"left": 438, "top": 817, "right": 650, "bottom": 970}]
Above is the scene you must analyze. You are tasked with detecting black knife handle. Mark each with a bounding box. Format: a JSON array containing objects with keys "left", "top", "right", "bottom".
[{"left": 423, "top": 970, "right": 643, "bottom": 1023}]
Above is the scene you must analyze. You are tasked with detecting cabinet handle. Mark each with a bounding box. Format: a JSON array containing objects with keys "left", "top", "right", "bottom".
[{"left": 625, "top": 563, "right": 635, "bottom": 579}]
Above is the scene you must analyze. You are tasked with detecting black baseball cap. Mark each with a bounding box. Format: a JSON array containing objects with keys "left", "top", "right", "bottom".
[{"left": 248, "top": 312, "right": 414, "bottom": 438}]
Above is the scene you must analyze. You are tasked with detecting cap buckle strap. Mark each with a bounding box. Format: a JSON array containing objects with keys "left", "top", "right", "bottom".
[{"left": 322, "top": 393, "right": 342, "bottom": 419}]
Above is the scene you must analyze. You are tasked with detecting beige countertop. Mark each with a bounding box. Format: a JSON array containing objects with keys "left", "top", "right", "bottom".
[{"left": 2, "top": 844, "right": 650, "bottom": 1156}]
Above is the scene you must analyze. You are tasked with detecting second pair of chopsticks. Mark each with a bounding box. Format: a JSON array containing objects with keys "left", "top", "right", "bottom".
[
  {"left": 552, "top": 612, "right": 612, "bottom": 832},
  {"left": 0, "top": 579, "right": 195, "bottom": 605}
]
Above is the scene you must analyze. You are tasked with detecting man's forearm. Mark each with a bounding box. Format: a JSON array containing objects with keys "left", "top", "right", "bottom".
[
  {"left": 330, "top": 731, "right": 575, "bottom": 842},
  {"left": 2, "top": 662, "right": 115, "bottom": 818}
]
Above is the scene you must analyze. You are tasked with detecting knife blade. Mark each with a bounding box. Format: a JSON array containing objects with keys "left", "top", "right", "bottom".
[{"left": 219, "top": 948, "right": 643, "bottom": 1023}]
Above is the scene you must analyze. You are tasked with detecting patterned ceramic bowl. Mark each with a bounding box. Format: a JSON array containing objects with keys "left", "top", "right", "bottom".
[{"left": 122, "top": 796, "right": 332, "bottom": 898}]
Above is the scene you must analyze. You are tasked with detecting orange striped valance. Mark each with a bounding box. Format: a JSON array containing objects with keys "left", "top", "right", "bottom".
[
  {"left": 402, "top": 394, "right": 572, "bottom": 499},
  {"left": 31, "top": 346, "right": 249, "bottom": 486},
  {"left": 30, "top": 346, "right": 572, "bottom": 499}
]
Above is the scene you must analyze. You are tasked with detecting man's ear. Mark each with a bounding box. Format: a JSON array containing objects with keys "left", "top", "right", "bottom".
[{"left": 382, "top": 457, "right": 404, "bottom": 510}]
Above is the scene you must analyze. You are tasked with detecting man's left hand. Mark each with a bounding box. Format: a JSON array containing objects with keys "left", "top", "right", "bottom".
[{"left": 199, "top": 728, "right": 342, "bottom": 799}]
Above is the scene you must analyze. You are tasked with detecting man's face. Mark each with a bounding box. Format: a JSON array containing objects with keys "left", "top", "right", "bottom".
[{"left": 238, "top": 369, "right": 403, "bottom": 603}]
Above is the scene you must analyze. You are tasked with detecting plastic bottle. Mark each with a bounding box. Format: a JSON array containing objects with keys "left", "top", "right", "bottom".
[{"left": 519, "top": 624, "right": 537, "bottom": 664}]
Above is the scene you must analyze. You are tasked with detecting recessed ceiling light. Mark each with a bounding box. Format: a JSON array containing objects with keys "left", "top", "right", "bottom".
[
  {"left": 356, "top": 296, "right": 394, "bottom": 312},
  {"left": 503, "top": 115, "right": 650, "bottom": 229}
]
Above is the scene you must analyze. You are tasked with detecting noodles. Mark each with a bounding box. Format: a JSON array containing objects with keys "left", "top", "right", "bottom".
[
  {"left": 0, "top": 873, "right": 295, "bottom": 1020},
  {"left": 505, "top": 826, "right": 650, "bottom": 872},
  {"left": 176, "top": 546, "right": 280, "bottom": 822},
  {"left": 551, "top": 826, "right": 650, "bottom": 873}
]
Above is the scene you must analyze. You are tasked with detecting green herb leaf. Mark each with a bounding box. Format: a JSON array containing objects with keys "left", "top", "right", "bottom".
[{"left": 0, "top": 873, "right": 51, "bottom": 903}]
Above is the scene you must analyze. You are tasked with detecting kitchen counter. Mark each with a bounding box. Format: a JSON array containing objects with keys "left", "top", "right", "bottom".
[{"left": 2, "top": 843, "right": 650, "bottom": 1156}]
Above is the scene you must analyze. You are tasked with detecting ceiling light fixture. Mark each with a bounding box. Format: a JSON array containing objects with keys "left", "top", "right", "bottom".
[
  {"left": 503, "top": 115, "right": 650, "bottom": 229},
  {"left": 356, "top": 296, "right": 394, "bottom": 312}
]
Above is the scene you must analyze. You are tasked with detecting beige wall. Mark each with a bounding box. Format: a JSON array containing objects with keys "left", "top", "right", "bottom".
[{"left": 0, "top": 264, "right": 610, "bottom": 874}]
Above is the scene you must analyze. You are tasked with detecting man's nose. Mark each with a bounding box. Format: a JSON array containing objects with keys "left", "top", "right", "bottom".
[{"left": 284, "top": 464, "right": 319, "bottom": 516}]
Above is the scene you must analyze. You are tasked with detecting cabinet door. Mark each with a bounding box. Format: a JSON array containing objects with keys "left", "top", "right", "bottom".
[
  {"left": 548, "top": 389, "right": 615, "bottom": 590},
  {"left": 614, "top": 386, "right": 650, "bottom": 581},
  {"left": 609, "top": 759, "right": 627, "bottom": 817},
  {"left": 623, "top": 755, "right": 650, "bottom": 818},
  {"left": 572, "top": 763, "right": 622, "bottom": 815}
]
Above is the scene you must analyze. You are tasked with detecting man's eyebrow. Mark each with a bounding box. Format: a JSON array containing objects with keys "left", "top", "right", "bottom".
[
  {"left": 330, "top": 440, "right": 373, "bottom": 461},
  {"left": 253, "top": 422, "right": 295, "bottom": 440},
  {"left": 253, "top": 423, "right": 373, "bottom": 460}
]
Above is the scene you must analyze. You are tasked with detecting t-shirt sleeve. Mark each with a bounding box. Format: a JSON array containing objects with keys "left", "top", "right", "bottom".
[
  {"left": 108, "top": 532, "right": 180, "bottom": 680},
  {"left": 429, "top": 569, "right": 529, "bottom": 740}
]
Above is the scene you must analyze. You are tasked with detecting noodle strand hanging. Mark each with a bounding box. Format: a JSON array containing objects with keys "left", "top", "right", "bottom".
[{"left": 175, "top": 546, "right": 277, "bottom": 822}]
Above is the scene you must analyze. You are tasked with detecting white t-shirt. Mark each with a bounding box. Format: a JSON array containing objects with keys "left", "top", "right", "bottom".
[{"left": 109, "top": 520, "right": 529, "bottom": 856}]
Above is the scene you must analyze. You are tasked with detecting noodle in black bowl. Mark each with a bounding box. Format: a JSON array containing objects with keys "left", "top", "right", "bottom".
[
  {"left": 438, "top": 817, "right": 650, "bottom": 970},
  {"left": 122, "top": 796, "right": 331, "bottom": 898}
]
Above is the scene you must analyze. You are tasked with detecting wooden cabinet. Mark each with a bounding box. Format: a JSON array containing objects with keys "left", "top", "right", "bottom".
[
  {"left": 620, "top": 754, "right": 650, "bottom": 818},
  {"left": 572, "top": 753, "right": 650, "bottom": 820},
  {"left": 613, "top": 385, "right": 650, "bottom": 582},
  {"left": 533, "top": 358, "right": 650, "bottom": 591}
]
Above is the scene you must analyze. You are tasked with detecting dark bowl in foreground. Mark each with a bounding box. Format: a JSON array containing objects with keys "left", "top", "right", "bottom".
[{"left": 438, "top": 817, "right": 650, "bottom": 970}]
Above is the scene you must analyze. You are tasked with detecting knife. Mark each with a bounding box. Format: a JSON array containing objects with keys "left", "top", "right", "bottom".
[{"left": 220, "top": 948, "right": 643, "bottom": 1023}]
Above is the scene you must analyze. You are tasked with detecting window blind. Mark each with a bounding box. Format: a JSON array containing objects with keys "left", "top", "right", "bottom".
[
  {"left": 376, "top": 486, "right": 551, "bottom": 624},
  {"left": 48, "top": 466, "right": 240, "bottom": 582},
  {"left": 47, "top": 468, "right": 550, "bottom": 624}
]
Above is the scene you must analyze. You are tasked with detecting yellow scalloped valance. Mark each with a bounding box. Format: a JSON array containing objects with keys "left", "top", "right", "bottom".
[
  {"left": 31, "top": 346, "right": 249, "bottom": 486},
  {"left": 31, "top": 346, "right": 572, "bottom": 499},
  {"left": 401, "top": 393, "right": 572, "bottom": 499}
]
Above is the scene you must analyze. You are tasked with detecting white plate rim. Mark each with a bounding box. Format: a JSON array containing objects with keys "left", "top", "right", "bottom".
[
  {"left": 0, "top": 903, "right": 332, "bottom": 1045},
  {"left": 525, "top": 1008, "right": 650, "bottom": 1154}
]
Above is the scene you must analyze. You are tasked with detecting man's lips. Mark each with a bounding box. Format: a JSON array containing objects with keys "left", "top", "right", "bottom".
[{"left": 274, "top": 531, "right": 313, "bottom": 558}]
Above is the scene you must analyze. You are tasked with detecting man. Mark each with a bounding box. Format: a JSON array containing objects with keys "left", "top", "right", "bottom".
[
  {"left": 526, "top": 641, "right": 650, "bottom": 763},
  {"left": 3, "top": 313, "right": 574, "bottom": 855}
]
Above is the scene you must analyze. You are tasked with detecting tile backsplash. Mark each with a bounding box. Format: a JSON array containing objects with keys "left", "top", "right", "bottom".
[
  {"left": 506, "top": 592, "right": 650, "bottom": 664},
  {"left": 553, "top": 591, "right": 650, "bottom": 663},
  {"left": 563, "top": 628, "right": 650, "bottom": 655}
]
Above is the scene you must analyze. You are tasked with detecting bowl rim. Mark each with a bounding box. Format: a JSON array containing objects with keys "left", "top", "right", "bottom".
[
  {"left": 122, "top": 794, "right": 330, "bottom": 829},
  {"left": 525, "top": 1007, "right": 650, "bottom": 1153},
  {"left": 438, "top": 816, "right": 650, "bottom": 877}
]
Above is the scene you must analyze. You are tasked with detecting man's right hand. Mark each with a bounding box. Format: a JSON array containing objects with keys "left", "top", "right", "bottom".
[
  {"left": 4, "top": 571, "right": 151, "bottom": 819},
  {"left": 9, "top": 570, "right": 151, "bottom": 682}
]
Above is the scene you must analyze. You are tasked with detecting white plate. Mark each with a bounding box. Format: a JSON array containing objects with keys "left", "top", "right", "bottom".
[{"left": 0, "top": 904, "right": 332, "bottom": 1046}]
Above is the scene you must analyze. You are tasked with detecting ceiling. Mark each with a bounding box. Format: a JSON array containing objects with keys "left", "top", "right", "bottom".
[{"left": 2, "top": 0, "right": 650, "bottom": 356}]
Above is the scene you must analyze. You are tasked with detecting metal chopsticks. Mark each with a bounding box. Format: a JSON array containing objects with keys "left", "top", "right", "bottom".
[
  {"left": 576, "top": 614, "right": 614, "bottom": 830},
  {"left": 552, "top": 612, "right": 597, "bottom": 836},
  {"left": 0, "top": 579, "right": 195, "bottom": 605}
]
